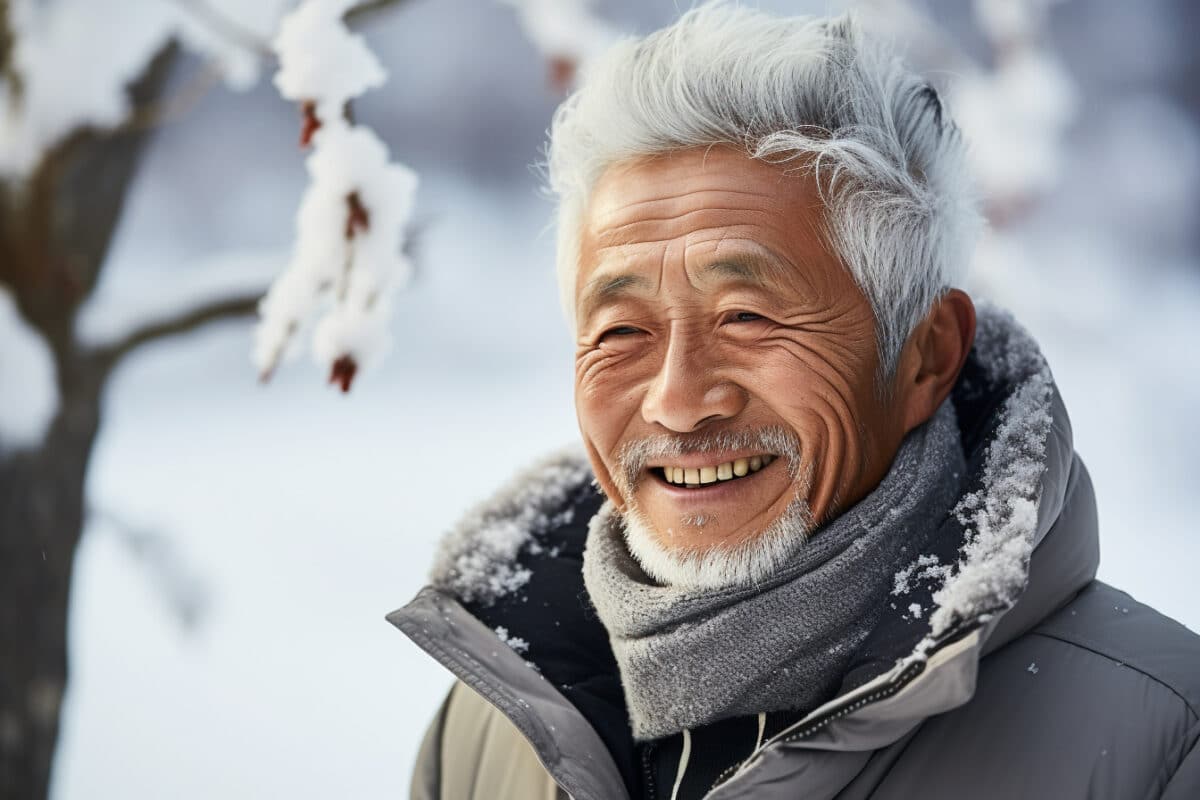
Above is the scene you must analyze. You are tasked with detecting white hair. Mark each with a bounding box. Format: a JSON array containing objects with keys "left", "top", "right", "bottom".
[{"left": 545, "top": 3, "right": 981, "bottom": 381}]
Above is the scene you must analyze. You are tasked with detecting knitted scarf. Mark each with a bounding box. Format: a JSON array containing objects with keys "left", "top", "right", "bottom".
[{"left": 582, "top": 401, "right": 966, "bottom": 741}]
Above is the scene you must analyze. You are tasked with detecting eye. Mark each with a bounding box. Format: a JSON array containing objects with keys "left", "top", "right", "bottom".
[
  {"left": 727, "top": 311, "right": 765, "bottom": 324},
  {"left": 596, "top": 325, "right": 646, "bottom": 346}
]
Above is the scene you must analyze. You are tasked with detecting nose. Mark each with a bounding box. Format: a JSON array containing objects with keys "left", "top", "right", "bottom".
[{"left": 641, "top": 328, "right": 747, "bottom": 433}]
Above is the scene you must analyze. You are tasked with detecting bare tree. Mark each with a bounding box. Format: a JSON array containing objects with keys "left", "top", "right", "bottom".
[
  {"left": 0, "top": 0, "right": 618, "bottom": 793},
  {"left": 0, "top": 1, "right": 413, "bottom": 793},
  {"left": 0, "top": 37, "right": 269, "bottom": 796},
  {"left": 0, "top": 0, "right": 602, "bottom": 790}
]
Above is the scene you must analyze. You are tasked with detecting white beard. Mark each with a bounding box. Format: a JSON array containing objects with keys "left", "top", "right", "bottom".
[
  {"left": 610, "top": 425, "right": 817, "bottom": 591},
  {"left": 617, "top": 492, "right": 815, "bottom": 591}
]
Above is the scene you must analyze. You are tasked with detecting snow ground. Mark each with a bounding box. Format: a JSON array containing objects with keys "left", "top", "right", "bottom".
[{"left": 60, "top": 348, "right": 577, "bottom": 798}]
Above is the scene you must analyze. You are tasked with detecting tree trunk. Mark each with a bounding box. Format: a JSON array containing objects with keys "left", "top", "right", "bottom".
[
  {"left": 0, "top": 356, "right": 106, "bottom": 800},
  {"left": 0, "top": 45, "right": 178, "bottom": 800}
]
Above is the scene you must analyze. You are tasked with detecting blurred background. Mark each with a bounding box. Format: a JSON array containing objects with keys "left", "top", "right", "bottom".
[{"left": 1, "top": 0, "right": 1197, "bottom": 797}]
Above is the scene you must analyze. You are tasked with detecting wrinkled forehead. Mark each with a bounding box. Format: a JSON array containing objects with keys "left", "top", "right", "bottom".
[
  {"left": 583, "top": 148, "right": 813, "bottom": 238},
  {"left": 574, "top": 148, "right": 844, "bottom": 315}
]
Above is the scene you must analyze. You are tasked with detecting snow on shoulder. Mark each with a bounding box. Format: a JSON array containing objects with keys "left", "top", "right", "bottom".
[
  {"left": 430, "top": 447, "right": 592, "bottom": 606},
  {"left": 926, "top": 304, "right": 1056, "bottom": 642}
]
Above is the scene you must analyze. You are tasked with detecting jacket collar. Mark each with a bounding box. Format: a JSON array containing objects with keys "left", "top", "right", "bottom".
[{"left": 388, "top": 586, "right": 630, "bottom": 800}]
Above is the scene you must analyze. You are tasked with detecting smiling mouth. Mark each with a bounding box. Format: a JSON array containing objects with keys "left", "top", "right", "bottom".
[{"left": 650, "top": 455, "right": 776, "bottom": 489}]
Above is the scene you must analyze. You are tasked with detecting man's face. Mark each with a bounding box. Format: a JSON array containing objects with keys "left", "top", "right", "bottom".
[{"left": 573, "top": 147, "right": 906, "bottom": 579}]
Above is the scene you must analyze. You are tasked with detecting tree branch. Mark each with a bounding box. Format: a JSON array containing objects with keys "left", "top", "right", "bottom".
[
  {"left": 96, "top": 290, "right": 261, "bottom": 369},
  {"left": 89, "top": 505, "right": 209, "bottom": 631},
  {"left": 119, "top": 58, "right": 223, "bottom": 134},
  {"left": 346, "top": 0, "right": 414, "bottom": 26},
  {"left": 167, "top": 0, "right": 273, "bottom": 57},
  {"left": 131, "top": 0, "right": 414, "bottom": 135},
  {"left": 1, "top": 42, "right": 181, "bottom": 363}
]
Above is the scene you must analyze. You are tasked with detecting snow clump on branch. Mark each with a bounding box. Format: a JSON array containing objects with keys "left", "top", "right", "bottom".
[
  {"left": 499, "top": 0, "right": 617, "bottom": 89},
  {"left": 255, "top": 0, "right": 418, "bottom": 392},
  {"left": 271, "top": 0, "right": 385, "bottom": 138},
  {"left": 950, "top": 0, "right": 1077, "bottom": 208}
]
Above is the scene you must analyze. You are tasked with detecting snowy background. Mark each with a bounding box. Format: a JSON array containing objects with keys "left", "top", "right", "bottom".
[{"left": 28, "top": 0, "right": 1199, "bottom": 797}]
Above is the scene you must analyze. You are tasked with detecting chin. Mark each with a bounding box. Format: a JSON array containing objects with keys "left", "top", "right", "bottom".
[{"left": 618, "top": 497, "right": 814, "bottom": 591}]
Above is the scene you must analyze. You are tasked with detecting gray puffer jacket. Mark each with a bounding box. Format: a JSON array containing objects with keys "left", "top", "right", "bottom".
[{"left": 389, "top": 307, "right": 1200, "bottom": 799}]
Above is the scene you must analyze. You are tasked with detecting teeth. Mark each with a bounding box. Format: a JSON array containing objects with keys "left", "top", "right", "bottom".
[{"left": 662, "top": 455, "right": 775, "bottom": 486}]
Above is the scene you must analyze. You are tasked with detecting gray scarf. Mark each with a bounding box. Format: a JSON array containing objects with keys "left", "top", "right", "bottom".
[{"left": 582, "top": 402, "right": 966, "bottom": 741}]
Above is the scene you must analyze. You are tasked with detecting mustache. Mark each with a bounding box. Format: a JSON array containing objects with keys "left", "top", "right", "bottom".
[{"left": 615, "top": 426, "right": 804, "bottom": 493}]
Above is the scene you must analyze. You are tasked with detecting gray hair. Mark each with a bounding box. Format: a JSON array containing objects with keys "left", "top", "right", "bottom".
[{"left": 545, "top": 3, "right": 981, "bottom": 382}]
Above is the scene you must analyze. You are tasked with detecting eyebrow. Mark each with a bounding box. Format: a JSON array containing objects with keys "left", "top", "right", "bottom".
[
  {"left": 577, "top": 272, "right": 653, "bottom": 323},
  {"left": 576, "top": 247, "right": 794, "bottom": 323},
  {"left": 697, "top": 249, "right": 791, "bottom": 290}
]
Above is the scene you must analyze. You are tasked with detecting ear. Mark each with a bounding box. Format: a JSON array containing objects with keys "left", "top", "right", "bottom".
[{"left": 894, "top": 289, "right": 976, "bottom": 435}]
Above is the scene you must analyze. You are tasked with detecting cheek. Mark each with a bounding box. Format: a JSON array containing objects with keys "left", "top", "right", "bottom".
[
  {"left": 730, "top": 335, "right": 875, "bottom": 440},
  {"left": 574, "top": 349, "right": 648, "bottom": 452},
  {"left": 575, "top": 350, "right": 653, "bottom": 507}
]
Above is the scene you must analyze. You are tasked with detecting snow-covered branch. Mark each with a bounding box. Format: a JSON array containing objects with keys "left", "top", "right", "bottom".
[
  {"left": 0, "top": 0, "right": 289, "bottom": 179},
  {"left": 859, "top": 0, "right": 1076, "bottom": 222},
  {"left": 499, "top": 0, "right": 617, "bottom": 90},
  {"left": 853, "top": 0, "right": 1080, "bottom": 310},
  {"left": 255, "top": 0, "right": 418, "bottom": 392},
  {"left": 951, "top": 0, "right": 1077, "bottom": 219}
]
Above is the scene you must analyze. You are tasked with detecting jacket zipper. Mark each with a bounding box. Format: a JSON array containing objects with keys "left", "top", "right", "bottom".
[
  {"left": 643, "top": 742, "right": 658, "bottom": 800},
  {"left": 704, "top": 618, "right": 988, "bottom": 797},
  {"left": 704, "top": 660, "right": 925, "bottom": 796}
]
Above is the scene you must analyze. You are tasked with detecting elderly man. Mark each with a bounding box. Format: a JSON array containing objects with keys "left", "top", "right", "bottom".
[{"left": 390, "top": 6, "right": 1200, "bottom": 799}]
